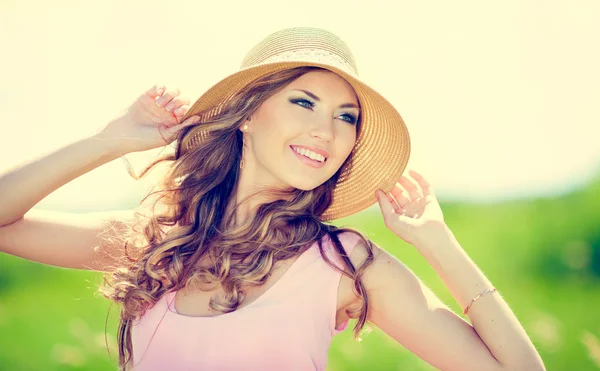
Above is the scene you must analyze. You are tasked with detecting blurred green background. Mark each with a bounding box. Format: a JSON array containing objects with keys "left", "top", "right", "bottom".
[{"left": 1, "top": 175, "right": 599, "bottom": 370}]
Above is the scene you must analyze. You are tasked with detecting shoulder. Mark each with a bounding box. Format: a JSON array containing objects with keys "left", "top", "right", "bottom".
[
  {"left": 327, "top": 230, "right": 380, "bottom": 265},
  {"left": 332, "top": 231, "right": 416, "bottom": 312},
  {"left": 317, "top": 229, "right": 400, "bottom": 283},
  {"left": 342, "top": 234, "right": 413, "bottom": 294},
  {"left": 321, "top": 230, "right": 365, "bottom": 255},
  {"left": 326, "top": 230, "right": 387, "bottom": 317}
]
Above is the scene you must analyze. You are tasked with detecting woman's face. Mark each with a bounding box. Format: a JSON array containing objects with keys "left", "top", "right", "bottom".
[{"left": 243, "top": 70, "right": 360, "bottom": 191}]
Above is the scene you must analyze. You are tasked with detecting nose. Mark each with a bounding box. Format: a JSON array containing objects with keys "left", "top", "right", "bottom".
[{"left": 308, "top": 115, "right": 334, "bottom": 142}]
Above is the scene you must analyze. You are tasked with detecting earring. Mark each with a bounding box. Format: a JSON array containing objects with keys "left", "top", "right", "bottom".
[
  {"left": 240, "top": 138, "right": 245, "bottom": 169},
  {"left": 242, "top": 124, "right": 248, "bottom": 131}
]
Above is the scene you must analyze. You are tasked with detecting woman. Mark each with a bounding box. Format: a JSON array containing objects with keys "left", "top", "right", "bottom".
[{"left": 0, "top": 27, "right": 544, "bottom": 370}]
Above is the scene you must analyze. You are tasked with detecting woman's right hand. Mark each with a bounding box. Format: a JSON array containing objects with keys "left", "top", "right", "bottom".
[{"left": 96, "top": 85, "right": 202, "bottom": 154}]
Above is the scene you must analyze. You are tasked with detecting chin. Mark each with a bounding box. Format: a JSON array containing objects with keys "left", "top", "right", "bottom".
[{"left": 289, "top": 178, "right": 327, "bottom": 192}]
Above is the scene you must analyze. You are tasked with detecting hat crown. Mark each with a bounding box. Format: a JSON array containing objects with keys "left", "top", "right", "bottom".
[{"left": 240, "top": 27, "right": 359, "bottom": 76}]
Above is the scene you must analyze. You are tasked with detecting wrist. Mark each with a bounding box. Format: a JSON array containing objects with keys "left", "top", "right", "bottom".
[
  {"left": 413, "top": 222, "right": 455, "bottom": 252},
  {"left": 89, "top": 118, "right": 137, "bottom": 157},
  {"left": 86, "top": 131, "right": 131, "bottom": 159}
]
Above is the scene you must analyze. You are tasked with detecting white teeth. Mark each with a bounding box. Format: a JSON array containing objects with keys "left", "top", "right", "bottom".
[{"left": 293, "top": 147, "right": 325, "bottom": 162}]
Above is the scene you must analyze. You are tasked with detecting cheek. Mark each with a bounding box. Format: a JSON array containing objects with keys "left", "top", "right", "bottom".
[
  {"left": 279, "top": 106, "right": 311, "bottom": 132},
  {"left": 257, "top": 103, "right": 303, "bottom": 134},
  {"left": 338, "top": 130, "right": 357, "bottom": 158},
  {"left": 265, "top": 111, "right": 310, "bottom": 147}
]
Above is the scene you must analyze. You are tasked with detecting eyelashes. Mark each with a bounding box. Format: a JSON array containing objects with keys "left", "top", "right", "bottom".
[
  {"left": 290, "top": 98, "right": 314, "bottom": 109},
  {"left": 289, "top": 98, "right": 358, "bottom": 125}
]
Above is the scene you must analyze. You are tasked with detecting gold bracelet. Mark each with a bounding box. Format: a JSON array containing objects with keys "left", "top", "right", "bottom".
[{"left": 462, "top": 287, "right": 497, "bottom": 315}]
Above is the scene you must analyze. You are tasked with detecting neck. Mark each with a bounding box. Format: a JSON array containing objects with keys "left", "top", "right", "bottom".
[{"left": 224, "top": 167, "right": 293, "bottom": 229}]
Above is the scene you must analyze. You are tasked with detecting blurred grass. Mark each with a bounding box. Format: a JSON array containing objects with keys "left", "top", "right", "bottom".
[{"left": 1, "top": 177, "right": 600, "bottom": 370}]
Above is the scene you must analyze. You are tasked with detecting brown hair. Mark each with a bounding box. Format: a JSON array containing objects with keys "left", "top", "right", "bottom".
[{"left": 98, "top": 66, "right": 375, "bottom": 370}]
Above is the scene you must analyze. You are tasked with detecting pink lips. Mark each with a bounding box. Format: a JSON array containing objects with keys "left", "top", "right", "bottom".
[
  {"left": 290, "top": 145, "right": 329, "bottom": 159},
  {"left": 290, "top": 146, "right": 326, "bottom": 168}
]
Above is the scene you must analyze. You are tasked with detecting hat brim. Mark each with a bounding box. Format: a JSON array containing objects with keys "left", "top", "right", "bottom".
[{"left": 181, "top": 61, "right": 411, "bottom": 221}]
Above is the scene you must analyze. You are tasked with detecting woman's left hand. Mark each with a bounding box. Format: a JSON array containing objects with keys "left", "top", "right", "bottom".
[{"left": 375, "top": 169, "right": 447, "bottom": 247}]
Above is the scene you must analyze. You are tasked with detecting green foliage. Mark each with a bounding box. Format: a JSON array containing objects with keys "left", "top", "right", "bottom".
[{"left": 1, "top": 178, "right": 600, "bottom": 370}]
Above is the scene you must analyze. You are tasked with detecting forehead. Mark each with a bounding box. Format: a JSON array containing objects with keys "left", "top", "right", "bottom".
[{"left": 285, "top": 70, "right": 358, "bottom": 104}]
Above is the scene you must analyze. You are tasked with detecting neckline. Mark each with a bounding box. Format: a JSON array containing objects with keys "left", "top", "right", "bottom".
[{"left": 165, "top": 241, "right": 317, "bottom": 319}]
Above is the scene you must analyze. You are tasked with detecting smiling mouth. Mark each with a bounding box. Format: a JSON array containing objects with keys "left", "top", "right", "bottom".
[
  {"left": 290, "top": 146, "right": 328, "bottom": 162},
  {"left": 290, "top": 146, "right": 327, "bottom": 168}
]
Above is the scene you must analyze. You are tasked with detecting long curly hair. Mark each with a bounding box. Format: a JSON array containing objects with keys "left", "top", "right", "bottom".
[{"left": 99, "top": 66, "right": 376, "bottom": 370}]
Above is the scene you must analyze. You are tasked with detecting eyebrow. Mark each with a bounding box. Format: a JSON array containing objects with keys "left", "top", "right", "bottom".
[{"left": 294, "top": 89, "right": 360, "bottom": 110}]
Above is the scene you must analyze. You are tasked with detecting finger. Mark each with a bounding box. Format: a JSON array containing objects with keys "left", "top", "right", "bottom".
[
  {"left": 408, "top": 169, "right": 436, "bottom": 198},
  {"left": 160, "top": 113, "right": 179, "bottom": 127},
  {"left": 155, "top": 88, "right": 180, "bottom": 108},
  {"left": 375, "top": 190, "right": 398, "bottom": 220},
  {"left": 390, "top": 183, "right": 411, "bottom": 209},
  {"left": 398, "top": 176, "right": 423, "bottom": 202},
  {"left": 164, "top": 97, "right": 190, "bottom": 112},
  {"left": 138, "top": 94, "right": 168, "bottom": 120},
  {"left": 164, "top": 115, "right": 202, "bottom": 136},
  {"left": 173, "top": 105, "right": 189, "bottom": 117},
  {"left": 385, "top": 192, "right": 403, "bottom": 215},
  {"left": 146, "top": 84, "right": 166, "bottom": 99},
  {"left": 142, "top": 95, "right": 179, "bottom": 125}
]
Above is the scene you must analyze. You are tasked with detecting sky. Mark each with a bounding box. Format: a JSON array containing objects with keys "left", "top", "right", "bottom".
[{"left": 0, "top": 0, "right": 599, "bottom": 212}]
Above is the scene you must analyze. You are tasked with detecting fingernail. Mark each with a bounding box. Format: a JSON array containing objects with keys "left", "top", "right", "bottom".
[
  {"left": 165, "top": 103, "right": 174, "bottom": 111},
  {"left": 157, "top": 88, "right": 164, "bottom": 95},
  {"left": 175, "top": 107, "right": 184, "bottom": 114},
  {"left": 156, "top": 97, "right": 164, "bottom": 106}
]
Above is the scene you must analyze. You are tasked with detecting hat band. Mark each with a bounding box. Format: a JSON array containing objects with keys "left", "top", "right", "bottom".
[{"left": 256, "top": 48, "right": 358, "bottom": 76}]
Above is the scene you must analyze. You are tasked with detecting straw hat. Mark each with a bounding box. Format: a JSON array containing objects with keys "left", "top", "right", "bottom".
[{"left": 179, "top": 27, "right": 411, "bottom": 221}]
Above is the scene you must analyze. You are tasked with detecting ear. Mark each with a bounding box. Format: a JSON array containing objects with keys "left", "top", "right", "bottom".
[{"left": 239, "top": 117, "right": 251, "bottom": 133}]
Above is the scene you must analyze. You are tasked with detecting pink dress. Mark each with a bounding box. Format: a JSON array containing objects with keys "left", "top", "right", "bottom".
[{"left": 131, "top": 231, "right": 362, "bottom": 371}]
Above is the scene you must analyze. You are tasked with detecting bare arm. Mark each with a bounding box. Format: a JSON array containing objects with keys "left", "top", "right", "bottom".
[
  {"left": 354, "top": 233, "right": 544, "bottom": 371},
  {"left": 0, "top": 85, "right": 199, "bottom": 271},
  {"left": 0, "top": 208, "right": 135, "bottom": 272},
  {"left": 0, "top": 134, "right": 125, "bottom": 228},
  {"left": 0, "top": 84, "right": 197, "bottom": 228},
  {"left": 357, "top": 170, "right": 545, "bottom": 370},
  {"left": 0, "top": 134, "right": 132, "bottom": 271}
]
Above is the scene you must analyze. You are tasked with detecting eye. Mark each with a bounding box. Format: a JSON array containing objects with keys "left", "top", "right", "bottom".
[
  {"left": 290, "top": 97, "right": 358, "bottom": 125},
  {"left": 339, "top": 113, "right": 358, "bottom": 125},
  {"left": 289, "top": 98, "right": 314, "bottom": 110}
]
